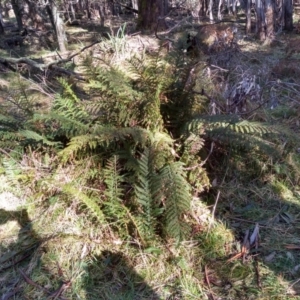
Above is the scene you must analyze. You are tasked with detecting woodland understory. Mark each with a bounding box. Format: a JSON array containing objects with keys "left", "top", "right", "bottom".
[{"left": 1, "top": 3, "right": 300, "bottom": 300}]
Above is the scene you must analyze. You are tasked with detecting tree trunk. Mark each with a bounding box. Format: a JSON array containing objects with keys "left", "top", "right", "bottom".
[
  {"left": 191, "top": 1, "right": 201, "bottom": 22},
  {"left": 232, "top": 0, "right": 238, "bottom": 17},
  {"left": 265, "top": 0, "right": 275, "bottom": 38},
  {"left": 218, "top": 0, "right": 223, "bottom": 20},
  {"left": 69, "top": 2, "right": 76, "bottom": 20},
  {"left": 11, "top": 0, "right": 23, "bottom": 30},
  {"left": 47, "top": 1, "right": 67, "bottom": 52},
  {"left": 246, "top": 0, "right": 251, "bottom": 34},
  {"left": 137, "top": 0, "right": 167, "bottom": 32},
  {"left": 283, "top": 0, "right": 293, "bottom": 31},
  {"left": 132, "top": 0, "right": 138, "bottom": 16},
  {"left": 86, "top": 0, "right": 91, "bottom": 18},
  {"left": 207, "top": 0, "right": 214, "bottom": 21},
  {"left": 0, "top": 5, "right": 5, "bottom": 34},
  {"left": 98, "top": 2, "right": 105, "bottom": 26},
  {"left": 255, "top": 0, "right": 266, "bottom": 40}
]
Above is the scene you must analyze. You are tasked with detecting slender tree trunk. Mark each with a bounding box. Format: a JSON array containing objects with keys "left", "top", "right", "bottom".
[
  {"left": 69, "top": 2, "right": 76, "bottom": 20},
  {"left": 232, "top": 0, "right": 238, "bottom": 17},
  {"left": 191, "top": 1, "right": 201, "bottom": 22},
  {"left": 47, "top": 0, "right": 67, "bottom": 52},
  {"left": 265, "top": 0, "right": 275, "bottom": 38},
  {"left": 98, "top": 2, "right": 105, "bottom": 26},
  {"left": 218, "top": 0, "right": 223, "bottom": 20},
  {"left": 255, "top": 0, "right": 266, "bottom": 40},
  {"left": 246, "top": 0, "right": 251, "bottom": 33},
  {"left": 0, "top": 5, "right": 5, "bottom": 34},
  {"left": 283, "top": 0, "right": 293, "bottom": 30},
  {"left": 207, "top": 0, "right": 214, "bottom": 21},
  {"left": 86, "top": 0, "right": 91, "bottom": 18},
  {"left": 78, "top": 0, "right": 83, "bottom": 11},
  {"left": 132, "top": 0, "right": 138, "bottom": 16}
]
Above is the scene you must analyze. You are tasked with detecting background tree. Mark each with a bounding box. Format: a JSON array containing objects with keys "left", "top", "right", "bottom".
[
  {"left": 137, "top": 0, "right": 167, "bottom": 31},
  {"left": 46, "top": 0, "right": 67, "bottom": 52},
  {"left": 283, "top": 0, "right": 293, "bottom": 30}
]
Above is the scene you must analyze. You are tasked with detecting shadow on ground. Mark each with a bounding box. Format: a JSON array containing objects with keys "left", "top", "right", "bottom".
[{"left": 0, "top": 206, "right": 161, "bottom": 299}]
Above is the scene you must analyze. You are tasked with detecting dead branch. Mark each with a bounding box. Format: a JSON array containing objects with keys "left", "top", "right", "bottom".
[{"left": 0, "top": 40, "right": 100, "bottom": 80}]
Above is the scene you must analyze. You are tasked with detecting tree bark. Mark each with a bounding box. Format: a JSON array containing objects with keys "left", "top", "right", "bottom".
[
  {"left": 47, "top": 0, "right": 67, "bottom": 52},
  {"left": 137, "top": 0, "right": 167, "bottom": 32},
  {"left": 0, "top": 5, "right": 5, "bottom": 34},
  {"left": 246, "top": 0, "right": 251, "bottom": 34},
  {"left": 283, "top": 0, "right": 293, "bottom": 31},
  {"left": 207, "top": 0, "right": 214, "bottom": 21},
  {"left": 255, "top": 0, "right": 266, "bottom": 40},
  {"left": 265, "top": 0, "right": 275, "bottom": 38},
  {"left": 218, "top": 0, "right": 223, "bottom": 20},
  {"left": 11, "top": 0, "right": 23, "bottom": 30}
]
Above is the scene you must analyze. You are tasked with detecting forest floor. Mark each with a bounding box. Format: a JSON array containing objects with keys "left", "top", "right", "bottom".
[{"left": 0, "top": 11, "right": 300, "bottom": 300}]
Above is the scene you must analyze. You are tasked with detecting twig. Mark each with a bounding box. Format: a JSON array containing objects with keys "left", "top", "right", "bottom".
[
  {"left": 207, "top": 190, "right": 221, "bottom": 232},
  {"left": 19, "top": 269, "right": 68, "bottom": 300},
  {"left": 254, "top": 257, "right": 262, "bottom": 288},
  {"left": 204, "top": 265, "right": 216, "bottom": 300},
  {"left": 19, "top": 269, "right": 49, "bottom": 293},
  {"left": 46, "top": 281, "right": 71, "bottom": 300}
]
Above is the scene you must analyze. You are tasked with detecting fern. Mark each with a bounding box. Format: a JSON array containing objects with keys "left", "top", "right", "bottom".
[
  {"left": 103, "top": 156, "right": 129, "bottom": 230},
  {"left": 58, "top": 126, "right": 150, "bottom": 162},
  {"left": 185, "top": 115, "right": 289, "bottom": 157},
  {"left": 19, "top": 130, "right": 61, "bottom": 147},
  {"left": 153, "top": 162, "right": 192, "bottom": 242},
  {"left": 63, "top": 184, "right": 105, "bottom": 223},
  {"left": 134, "top": 148, "right": 161, "bottom": 240}
]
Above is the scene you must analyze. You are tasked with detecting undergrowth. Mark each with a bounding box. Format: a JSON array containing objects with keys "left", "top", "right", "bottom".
[{"left": 0, "top": 27, "right": 300, "bottom": 299}]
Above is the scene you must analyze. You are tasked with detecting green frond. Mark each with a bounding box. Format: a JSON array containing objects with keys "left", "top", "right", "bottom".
[
  {"left": 19, "top": 130, "right": 61, "bottom": 147},
  {"left": 59, "top": 126, "right": 151, "bottom": 162},
  {"left": 186, "top": 115, "right": 279, "bottom": 135},
  {"left": 103, "top": 155, "right": 128, "bottom": 227},
  {"left": 185, "top": 115, "right": 289, "bottom": 157},
  {"left": 153, "top": 162, "right": 192, "bottom": 242},
  {"left": 56, "top": 78, "right": 81, "bottom": 104},
  {"left": 63, "top": 184, "right": 105, "bottom": 223},
  {"left": 134, "top": 148, "right": 159, "bottom": 240},
  {"left": 34, "top": 113, "right": 90, "bottom": 138},
  {"left": 0, "top": 114, "right": 21, "bottom": 130}
]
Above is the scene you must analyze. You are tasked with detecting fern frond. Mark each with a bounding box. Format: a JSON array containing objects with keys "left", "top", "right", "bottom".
[
  {"left": 103, "top": 155, "right": 128, "bottom": 226},
  {"left": 153, "top": 162, "right": 191, "bottom": 242},
  {"left": 63, "top": 184, "right": 105, "bottom": 223},
  {"left": 19, "top": 130, "right": 61, "bottom": 147},
  {"left": 34, "top": 113, "right": 90, "bottom": 138},
  {"left": 134, "top": 148, "right": 158, "bottom": 240},
  {"left": 186, "top": 115, "right": 279, "bottom": 136},
  {"left": 59, "top": 126, "right": 151, "bottom": 162}
]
